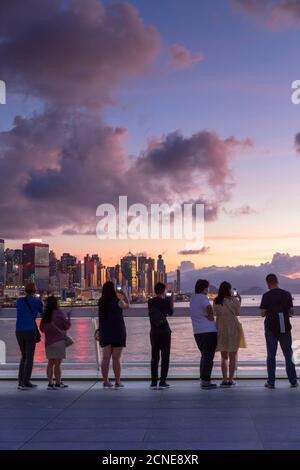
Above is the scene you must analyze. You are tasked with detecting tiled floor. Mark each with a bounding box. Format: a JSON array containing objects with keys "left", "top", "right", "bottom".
[{"left": 0, "top": 380, "right": 299, "bottom": 450}]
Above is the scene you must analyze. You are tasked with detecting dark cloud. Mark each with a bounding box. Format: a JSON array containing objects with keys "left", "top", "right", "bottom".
[
  {"left": 178, "top": 246, "right": 210, "bottom": 256},
  {"left": 0, "top": 0, "right": 160, "bottom": 108},
  {"left": 0, "top": 0, "right": 252, "bottom": 239},
  {"left": 169, "top": 44, "right": 204, "bottom": 69},
  {"left": 223, "top": 204, "right": 257, "bottom": 217}
]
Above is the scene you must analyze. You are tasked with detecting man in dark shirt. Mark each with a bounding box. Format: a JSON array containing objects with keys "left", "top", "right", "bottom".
[
  {"left": 148, "top": 282, "right": 173, "bottom": 389},
  {"left": 260, "top": 273, "right": 298, "bottom": 389}
]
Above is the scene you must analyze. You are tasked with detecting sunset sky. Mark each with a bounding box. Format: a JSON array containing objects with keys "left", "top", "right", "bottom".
[{"left": 1, "top": 0, "right": 300, "bottom": 271}]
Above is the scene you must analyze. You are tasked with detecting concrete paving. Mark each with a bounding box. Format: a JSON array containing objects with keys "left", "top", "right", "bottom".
[{"left": 0, "top": 380, "right": 300, "bottom": 450}]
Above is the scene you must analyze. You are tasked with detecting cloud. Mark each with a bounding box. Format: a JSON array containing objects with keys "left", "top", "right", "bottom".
[
  {"left": 223, "top": 204, "right": 257, "bottom": 217},
  {"left": 0, "top": 0, "right": 160, "bottom": 108},
  {"left": 173, "top": 252, "right": 300, "bottom": 292},
  {"left": 178, "top": 246, "right": 210, "bottom": 256},
  {"left": 231, "top": 0, "right": 300, "bottom": 28},
  {"left": 0, "top": 0, "right": 252, "bottom": 239},
  {"left": 169, "top": 44, "right": 204, "bottom": 69},
  {"left": 132, "top": 131, "right": 252, "bottom": 204},
  {"left": 177, "top": 261, "right": 196, "bottom": 272}
]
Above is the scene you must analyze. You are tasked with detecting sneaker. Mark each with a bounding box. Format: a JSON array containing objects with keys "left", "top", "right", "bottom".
[
  {"left": 55, "top": 382, "right": 69, "bottom": 389},
  {"left": 201, "top": 382, "right": 217, "bottom": 390},
  {"left": 23, "top": 382, "right": 38, "bottom": 389},
  {"left": 150, "top": 381, "right": 158, "bottom": 389},
  {"left": 18, "top": 384, "right": 26, "bottom": 390},
  {"left": 227, "top": 380, "right": 236, "bottom": 387},
  {"left": 103, "top": 381, "right": 114, "bottom": 388},
  {"left": 291, "top": 382, "right": 299, "bottom": 388},
  {"left": 220, "top": 380, "right": 230, "bottom": 387},
  {"left": 115, "top": 382, "right": 125, "bottom": 389},
  {"left": 264, "top": 382, "right": 275, "bottom": 389},
  {"left": 159, "top": 382, "right": 170, "bottom": 389},
  {"left": 47, "top": 384, "right": 56, "bottom": 390}
]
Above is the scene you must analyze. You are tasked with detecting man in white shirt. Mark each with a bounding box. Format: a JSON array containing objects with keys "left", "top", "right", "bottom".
[{"left": 190, "top": 279, "right": 217, "bottom": 389}]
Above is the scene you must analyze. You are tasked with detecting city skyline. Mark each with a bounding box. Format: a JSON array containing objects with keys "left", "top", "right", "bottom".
[{"left": 0, "top": 237, "right": 181, "bottom": 298}]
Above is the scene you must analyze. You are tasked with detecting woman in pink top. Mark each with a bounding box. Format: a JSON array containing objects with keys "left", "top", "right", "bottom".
[{"left": 40, "top": 296, "right": 71, "bottom": 390}]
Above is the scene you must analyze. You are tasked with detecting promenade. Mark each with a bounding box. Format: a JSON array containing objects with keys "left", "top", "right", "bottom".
[{"left": 1, "top": 379, "right": 300, "bottom": 450}]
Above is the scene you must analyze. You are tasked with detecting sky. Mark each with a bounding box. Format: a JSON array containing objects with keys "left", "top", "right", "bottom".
[{"left": 1, "top": 0, "right": 300, "bottom": 272}]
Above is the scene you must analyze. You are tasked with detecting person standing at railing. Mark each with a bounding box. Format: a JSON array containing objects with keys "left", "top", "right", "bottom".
[
  {"left": 213, "top": 282, "right": 246, "bottom": 387},
  {"left": 40, "top": 295, "right": 72, "bottom": 390},
  {"left": 190, "top": 279, "right": 218, "bottom": 389},
  {"left": 148, "top": 282, "right": 174, "bottom": 390},
  {"left": 16, "top": 282, "right": 43, "bottom": 390},
  {"left": 260, "top": 273, "right": 298, "bottom": 389},
  {"left": 98, "top": 281, "right": 129, "bottom": 388}
]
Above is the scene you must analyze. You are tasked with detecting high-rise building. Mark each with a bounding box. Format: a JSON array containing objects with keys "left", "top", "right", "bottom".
[
  {"left": 0, "top": 239, "right": 5, "bottom": 289},
  {"left": 4, "top": 248, "right": 14, "bottom": 285},
  {"left": 75, "top": 261, "right": 85, "bottom": 288},
  {"left": 121, "top": 251, "right": 137, "bottom": 294},
  {"left": 5, "top": 248, "right": 23, "bottom": 287},
  {"left": 60, "top": 252, "right": 77, "bottom": 287},
  {"left": 22, "top": 240, "right": 49, "bottom": 291},
  {"left": 49, "top": 250, "right": 59, "bottom": 277},
  {"left": 61, "top": 253, "right": 77, "bottom": 273},
  {"left": 156, "top": 254, "right": 167, "bottom": 285},
  {"left": 137, "top": 255, "right": 155, "bottom": 295},
  {"left": 176, "top": 269, "right": 181, "bottom": 293},
  {"left": 84, "top": 254, "right": 100, "bottom": 288}
]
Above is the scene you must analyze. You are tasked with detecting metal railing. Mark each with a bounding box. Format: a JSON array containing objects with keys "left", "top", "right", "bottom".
[{"left": 1, "top": 316, "right": 300, "bottom": 379}]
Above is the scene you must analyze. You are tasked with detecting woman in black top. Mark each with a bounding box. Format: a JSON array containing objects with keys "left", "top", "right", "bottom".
[{"left": 98, "top": 281, "right": 129, "bottom": 388}]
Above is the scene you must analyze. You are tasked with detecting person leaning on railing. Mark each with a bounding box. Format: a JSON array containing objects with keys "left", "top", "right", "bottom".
[
  {"left": 189, "top": 279, "right": 218, "bottom": 390},
  {"left": 213, "top": 282, "right": 246, "bottom": 387},
  {"left": 97, "top": 281, "right": 129, "bottom": 389},
  {"left": 260, "top": 273, "right": 298, "bottom": 389},
  {"left": 16, "top": 282, "right": 43, "bottom": 390},
  {"left": 40, "top": 295, "right": 72, "bottom": 390}
]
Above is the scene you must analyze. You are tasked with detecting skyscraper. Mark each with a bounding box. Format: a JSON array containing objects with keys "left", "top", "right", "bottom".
[
  {"left": 121, "top": 251, "right": 137, "bottom": 294},
  {"left": 137, "top": 255, "right": 155, "bottom": 295},
  {"left": 84, "top": 254, "right": 100, "bottom": 288},
  {"left": 156, "top": 254, "right": 167, "bottom": 285},
  {"left": 176, "top": 269, "right": 181, "bottom": 293},
  {"left": 0, "top": 239, "right": 5, "bottom": 289},
  {"left": 22, "top": 240, "right": 49, "bottom": 291}
]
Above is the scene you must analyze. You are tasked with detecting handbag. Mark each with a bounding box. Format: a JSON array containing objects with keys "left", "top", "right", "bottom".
[
  {"left": 24, "top": 297, "right": 41, "bottom": 343},
  {"left": 51, "top": 321, "right": 74, "bottom": 347}
]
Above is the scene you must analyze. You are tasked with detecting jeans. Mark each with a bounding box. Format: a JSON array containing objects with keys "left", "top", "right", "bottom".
[
  {"left": 265, "top": 329, "right": 297, "bottom": 385},
  {"left": 194, "top": 332, "right": 218, "bottom": 382},
  {"left": 150, "top": 328, "right": 171, "bottom": 383},
  {"left": 16, "top": 331, "right": 36, "bottom": 385}
]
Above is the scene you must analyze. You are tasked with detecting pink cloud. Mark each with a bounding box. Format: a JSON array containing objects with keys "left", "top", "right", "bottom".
[
  {"left": 169, "top": 44, "right": 204, "bottom": 69},
  {"left": 231, "top": 0, "right": 300, "bottom": 28},
  {"left": 0, "top": 0, "right": 160, "bottom": 108},
  {"left": 223, "top": 204, "right": 257, "bottom": 217},
  {"left": 0, "top": 0, "right": 252, "bottom": 239}
]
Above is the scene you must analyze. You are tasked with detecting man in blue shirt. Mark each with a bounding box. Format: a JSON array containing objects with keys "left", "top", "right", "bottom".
[{"left": 16, "top": 282, "right": 43, "bottom": 390}]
